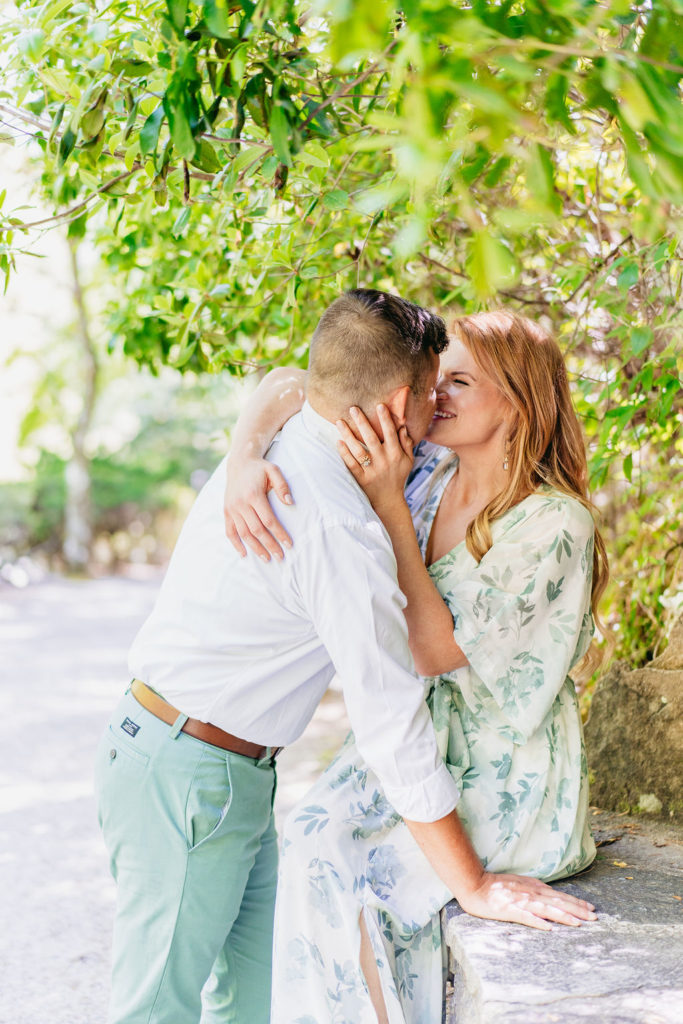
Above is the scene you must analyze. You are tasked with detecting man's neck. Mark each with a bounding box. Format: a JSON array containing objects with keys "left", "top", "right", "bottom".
[
  {"left": 307, "top": 394, "right": 388, "bottom": 441},
  {"left": 306, "top": 394, "right": 344, "bottom": 424},
  {"left": 301, "top": 400, "right": 344, "bottom": 450}
]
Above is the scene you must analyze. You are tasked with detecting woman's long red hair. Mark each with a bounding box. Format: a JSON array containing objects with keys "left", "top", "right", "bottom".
[{"left": 451, "top": 311, "right": 610, "bottom": 671}]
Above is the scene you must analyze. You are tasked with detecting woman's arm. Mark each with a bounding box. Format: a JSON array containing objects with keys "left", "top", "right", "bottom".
[
  {"left": 405, "top": 810, "right": 596, "bottom": 930},
  {"left": 337, "top": 405, "right": 467, "bottom": 676},
  {"left": 224, "top": 367, "right": 306, "bottom": 560}
]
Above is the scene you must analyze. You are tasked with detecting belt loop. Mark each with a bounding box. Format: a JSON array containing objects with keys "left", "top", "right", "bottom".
[
  {"left": 256, "top": 745, "right": 273, "bottom": 768},
  {"left": 169, "top": 712, "right": 188, "bottom": 739}
]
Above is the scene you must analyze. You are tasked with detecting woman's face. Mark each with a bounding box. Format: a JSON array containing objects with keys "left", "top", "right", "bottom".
[{"left": 425, "top": 337, "right": 511, "bottom": 451}]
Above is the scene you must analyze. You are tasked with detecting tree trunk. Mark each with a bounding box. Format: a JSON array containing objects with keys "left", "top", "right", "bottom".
[{"left": 62, "top": 238, "right": 98, "bottom": 571}]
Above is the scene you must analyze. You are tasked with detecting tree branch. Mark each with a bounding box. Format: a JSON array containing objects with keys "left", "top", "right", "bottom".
[
  {"left": 300, "top": 42, "right": 396, "bottom": 131},
  {"left": 565, "top": 234, "right": 634, "bottom": 304},
  {"left": 9, "top": 169, "right": 138, "bottom": 230},
  {"left": 504, "top": 37, "right": 683, "bottom": 77},
  {"left": 418, "top": 253, "right": 468, "bottom": 280}
]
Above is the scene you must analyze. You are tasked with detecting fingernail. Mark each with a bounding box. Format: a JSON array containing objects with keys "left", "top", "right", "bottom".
[
  {"left": 260, "top": 554, "right": 269, "bottom": 563},
  {"left": 283, "top": 539, "right": 293, "bottom": 548},
  {"left": 350, "top": 406, "right": 360, "bottom": 417},
  {"left": 284, "top": 495, "right": 293, "bottom": 505}
]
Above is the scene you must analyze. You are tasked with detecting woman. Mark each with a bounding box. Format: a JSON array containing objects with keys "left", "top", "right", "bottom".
[{"left": 224, "top": 310, "right": 608, "bottom": 1023}]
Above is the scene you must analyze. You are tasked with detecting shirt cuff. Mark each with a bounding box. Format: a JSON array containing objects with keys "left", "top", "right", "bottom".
[{"left": 383, "top": 760, "right": 461, "bottom": 823}]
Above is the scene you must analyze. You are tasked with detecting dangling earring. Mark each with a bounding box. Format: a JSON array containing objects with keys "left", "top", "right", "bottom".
[{"left": 503, "top": 439, "right": 510, "bottom": 472}]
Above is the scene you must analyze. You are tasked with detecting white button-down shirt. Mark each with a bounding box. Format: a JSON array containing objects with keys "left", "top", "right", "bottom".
[{"left": 129, "top": 402, "right": 459, "bottom": 821}]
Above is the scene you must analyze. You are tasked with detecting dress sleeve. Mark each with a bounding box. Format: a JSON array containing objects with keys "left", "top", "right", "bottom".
[
  {"left": 288, "top": 517, "right": 461, "bottom": 821},
  {"left": 442, "top": 494, "right": 595, "bottom": 744},
  {"left": 405, "top": 441, "right": 453, "bottom": 509},
  {"left": 404, "top": 441, "right": 457, "bottom": 555}
]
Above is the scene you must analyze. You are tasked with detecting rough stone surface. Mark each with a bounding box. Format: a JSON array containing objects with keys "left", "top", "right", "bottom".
[
  {"left": 443, "top": 829, "right": 683, "bottom": 1024},
  {"left": 584, "top": 614, "right": 683, "bottom": 820}
]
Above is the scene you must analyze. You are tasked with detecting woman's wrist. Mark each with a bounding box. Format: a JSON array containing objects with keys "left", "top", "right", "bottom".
[
  {"left": 226, "top": 436, "right": 270, "bottom": 465},
  {"left": 372, "top": 494, "right": 412, "bottom": 529}
]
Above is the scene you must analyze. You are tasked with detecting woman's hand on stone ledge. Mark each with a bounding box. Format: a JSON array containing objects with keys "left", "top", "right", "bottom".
[{"left": 459, "top": 872, "right": 598, "bottom": 931}]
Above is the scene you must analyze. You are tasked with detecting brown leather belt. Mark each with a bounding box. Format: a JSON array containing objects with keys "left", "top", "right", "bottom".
[{"left": 130, "top": 679, "right": 282, "bottom": 761}]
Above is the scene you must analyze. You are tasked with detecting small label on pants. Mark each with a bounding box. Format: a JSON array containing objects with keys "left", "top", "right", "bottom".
[{"left": 121, "top": 717, "right": 140, "bottom": 737}]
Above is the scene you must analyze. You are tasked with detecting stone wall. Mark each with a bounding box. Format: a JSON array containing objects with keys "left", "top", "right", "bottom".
[{"left": 584, "top": 615, "right": 683, "bottom": 820}]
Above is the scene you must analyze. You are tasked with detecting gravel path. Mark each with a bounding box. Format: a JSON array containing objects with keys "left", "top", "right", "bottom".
[{"left": 0, "top": 574, "right": 348, "bottom": 1024}]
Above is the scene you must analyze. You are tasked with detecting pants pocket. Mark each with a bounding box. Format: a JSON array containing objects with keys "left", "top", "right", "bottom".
[
  {"left": 95, "top": 724, "right": 150, "bottom": 820},
  {"left": 105, "top": 723, "right": 151, "bottom": 765},
  {"left": 185, "top": 748, "right": 233, "bottom": 851}
]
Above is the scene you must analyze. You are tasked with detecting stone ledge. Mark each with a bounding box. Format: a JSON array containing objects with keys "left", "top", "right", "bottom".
[{"left": 442, "top": 830, "right": 683, "bottom": 1024}]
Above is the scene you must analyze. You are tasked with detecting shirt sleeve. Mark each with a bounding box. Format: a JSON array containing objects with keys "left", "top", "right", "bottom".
[
  {"left": 443, "top": 495, "right": 595, "bottom": 744},
  {"left": 288, "top": 516, "right": 460, "bottom": 822}
]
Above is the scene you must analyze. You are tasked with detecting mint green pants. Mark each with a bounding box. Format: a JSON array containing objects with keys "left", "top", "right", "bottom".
[{"left": 95, "top": 689, "right": 278, "bottom": 1024}]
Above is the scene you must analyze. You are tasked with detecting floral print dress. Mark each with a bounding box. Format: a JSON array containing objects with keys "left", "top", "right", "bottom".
[{"left": 271, "top": 444, "right": 597, "bottom": 1024}]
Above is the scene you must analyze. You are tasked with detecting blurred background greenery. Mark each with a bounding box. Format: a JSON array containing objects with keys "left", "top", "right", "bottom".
[
  {"left": 1, "top": 0, "right": 681, "bottom": 698},
  {"left": 0, "top": 182, "right": 246, "bottom": 574}
]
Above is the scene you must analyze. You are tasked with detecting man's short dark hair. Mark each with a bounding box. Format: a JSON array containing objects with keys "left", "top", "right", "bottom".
[{"left": 307, "top": 289, "right": 448, "bottom": 412}]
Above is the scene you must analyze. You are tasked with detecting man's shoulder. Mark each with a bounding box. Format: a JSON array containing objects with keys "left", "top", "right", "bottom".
[{"left": 268, "top": 416, "right": 379, "bottom": 530}]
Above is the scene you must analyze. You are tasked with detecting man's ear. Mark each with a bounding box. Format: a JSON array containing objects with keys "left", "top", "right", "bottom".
[{"left": 383, "top": 385, "right": 411, "bottom": 429}]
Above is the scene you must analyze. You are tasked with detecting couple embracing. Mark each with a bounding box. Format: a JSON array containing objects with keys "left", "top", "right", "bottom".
[{"left": 95, "top": 289, "right": 604, "bottom": 1024}]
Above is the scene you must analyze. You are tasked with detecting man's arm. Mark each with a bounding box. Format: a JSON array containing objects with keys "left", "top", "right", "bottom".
[
  {"left": 225, "top": 367, "right": 306, "bottom": 559},
  {"left": 289, "top": 519, "right": 597, "bottom": 930}
]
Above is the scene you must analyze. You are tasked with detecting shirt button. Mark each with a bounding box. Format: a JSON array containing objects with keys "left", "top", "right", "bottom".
[{"left": 109, "top": 748, "right": 117, "bottom": 761}]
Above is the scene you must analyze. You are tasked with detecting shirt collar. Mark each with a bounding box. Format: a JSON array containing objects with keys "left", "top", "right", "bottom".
[{"left": 301, "top": 400, "right": 342, "bottom": 451}]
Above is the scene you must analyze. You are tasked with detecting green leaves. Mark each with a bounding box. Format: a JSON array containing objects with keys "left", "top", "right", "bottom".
[
  {"left": 166, "top": 0, "right": 188, "bottom": 35},
  {"left": 57, "top": 126, "right": 77, "bottom": 167},
  {"left": 17, "top": 29, "right": 46, "bottom": 61},
  {"left": 140, "top": 107, "right": 165, "bottom": 155},
  {"left": 467, "top": 231, "right": 517, "bottom": 297},
  {"left": 163, "top": 70, "right": 199, "bottom": 160},
  {"left": 526, "top": 144, "right": 561, "bottom": 216},
  {"left": 81, "top": 88, "right": 108, "bottom": 141},
  {"left": 203, "top": 0, "right": 232, "bottom": 40},
  {"left": 545, "top": 73, "right": 575, "bottom": 135},
  {"left": 268, "top": 104, "right": 292, "bottom": 167},
  {"left": 110, "top": 57, "right": 154, "bottom": 78},
  {"left": 629, "top": 326, "right": 653, "bottom": 358},
  {"left": 322, "top": 189, "right": 348, "bottom": 211},
  {"left": 618, "top": 262, "right": 640, "bottom": 293}
]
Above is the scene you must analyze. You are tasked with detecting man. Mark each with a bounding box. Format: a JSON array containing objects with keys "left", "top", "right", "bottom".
[{"left": 95, "top": 289, "right": 461, "bottom": 1023}]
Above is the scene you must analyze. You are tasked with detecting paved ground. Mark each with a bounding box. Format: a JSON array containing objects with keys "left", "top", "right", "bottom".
[{"left": 0, "top": 573, "right": 349, "bottom": 1024}]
